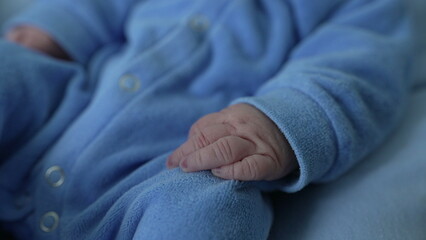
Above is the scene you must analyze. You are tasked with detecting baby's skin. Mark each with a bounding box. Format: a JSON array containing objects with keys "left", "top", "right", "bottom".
[
  {"left": 167, "top": 104, "right": 297, "bottom": 181},
  {"left": 6, "top": 26, "right": 298, "bottom": 181},
  {"left": 6, "top": 26, "right": 70, "bottom": 60}
]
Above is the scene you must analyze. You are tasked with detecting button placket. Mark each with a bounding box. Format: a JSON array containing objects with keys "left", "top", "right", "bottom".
[{"left": 41, "top": 166, "right": 64, "bottom": 233}]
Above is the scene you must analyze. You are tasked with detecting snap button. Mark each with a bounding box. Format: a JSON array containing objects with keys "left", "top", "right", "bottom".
[
  {"left": 119, "top": 74, "right": 141, "bottom": 92},
  {"left": 40, "top": 211, "right": 59, "bottom": 233},
  {"left": 45, "top": 166, "right": 65, "bottom": 187},
  {"left": 188, "top": 15, "right": 209, "bottom": 33}
]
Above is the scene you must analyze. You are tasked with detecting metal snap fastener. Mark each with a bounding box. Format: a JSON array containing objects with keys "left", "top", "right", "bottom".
[
  {"left": 45, "top": 166, "right": 65, "bottom": 187},
  {"left": 188, "top": 15, "right": 209, "bottom": 33},
  {"left": 40, "top": 211, "right": 59, "bottom": 232},
  {"left": 119, "top": 74, "right": 141, "bottom": 92}
]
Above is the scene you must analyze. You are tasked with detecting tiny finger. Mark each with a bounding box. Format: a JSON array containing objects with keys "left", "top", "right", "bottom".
[
  {"left": 167, "top": 124, "right": 233, "bottom": 168},
  {"left": 211, "top": 154, "right": 276, "bottom": 181},
  {"left": 180, "top": 136, "right": 255, "bottom": 172}
]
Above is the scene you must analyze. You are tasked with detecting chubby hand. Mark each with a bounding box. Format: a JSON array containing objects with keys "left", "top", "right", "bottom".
[
  {"left": 5, "top": 25, "right": 70, "bottom": 60},
  {"left": 167, "top": 103, "right": 297, "bottom": 181}
]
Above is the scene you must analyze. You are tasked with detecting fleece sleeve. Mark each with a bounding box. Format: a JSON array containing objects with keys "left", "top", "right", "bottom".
[
  {"left": 233, "top": 0, "right": 414, "bottom": 192},
  {"left": 2, "top": 0, "right": 142, "bottom": 64}
]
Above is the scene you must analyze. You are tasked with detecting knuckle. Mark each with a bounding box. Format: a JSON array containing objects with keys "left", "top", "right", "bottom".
[
  {"left": 244, "top": 160, "right": 259, "bottom": 180},
  {"left": 228, "top": 165, "right": 238, "bottom": 179},
  {"left": 189, "top": 138, "right": 199, "bottom": 153},
  {"left": 173, "top": 143, "right": 188, "bottom": 160},
  {"left": 192, "top": 150, "right": 205, "bottom": 170},
  {"left": 195, "top": 130, "right": 210, "bottom": 148},
  {"left": 215, "top": 138, "right": 233, "bottom": 162}
]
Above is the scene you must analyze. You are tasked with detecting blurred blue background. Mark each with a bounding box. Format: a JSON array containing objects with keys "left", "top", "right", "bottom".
[
  {"left": 0, "top": 0, "right": 31, "bottom": 25},
  {"left": 1, "top": 0, "right": 425, "bottom": 86}
]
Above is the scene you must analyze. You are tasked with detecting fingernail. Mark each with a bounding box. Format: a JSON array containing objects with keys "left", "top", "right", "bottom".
[
  {"left": 166, "top": 155, "right": 177, "bottom": 169},
  {"left": 180, "top": 159, "right": 188, "bottom": 170},
  {"left": 212, "top": 168, "right": 221, "bottom": 175}
]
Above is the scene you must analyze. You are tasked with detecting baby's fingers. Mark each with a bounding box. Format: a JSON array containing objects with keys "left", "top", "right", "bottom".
[
  {"left": 179, "top": 136, "right": 255, "bottom": 172},
  {"left": 167, "top": 124, "right": 233, "bottom": 168},
  {"left": 212, "top": 154, "right": 278, "bottom": 181}
]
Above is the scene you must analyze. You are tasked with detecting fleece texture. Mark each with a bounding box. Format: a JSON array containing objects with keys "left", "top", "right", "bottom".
[{"left": 0, "top": 0, "right": 417, "bottom": 239}]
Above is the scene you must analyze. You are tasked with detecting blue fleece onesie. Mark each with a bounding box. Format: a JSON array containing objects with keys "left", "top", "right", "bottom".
[{"left": 0, "top": 0, "right": 415, "bottom": 239}]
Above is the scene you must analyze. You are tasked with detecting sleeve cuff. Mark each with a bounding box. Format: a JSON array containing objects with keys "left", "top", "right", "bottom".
[
  {"left": 232, "top": 87, "right": 337, "bottom": 192},
  {"left": 2, "top": 1, "right": 100, "bottom": 64}
]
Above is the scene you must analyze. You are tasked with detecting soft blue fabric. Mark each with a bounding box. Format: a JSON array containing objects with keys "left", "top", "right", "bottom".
[
  {"left": 269, "top": 87, "right": 426, "bottom": 240},
  {"left": 0, "top": 0, "right": 31, "bottom": 25},
  {"left": 0, "top": 0, "right": 421, "bottom": 239}
]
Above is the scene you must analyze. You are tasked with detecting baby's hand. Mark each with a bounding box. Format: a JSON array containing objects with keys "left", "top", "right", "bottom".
[
  {"left": 167, "top": 103, "right": 297, "bottom": 181},
  {"left": 5, "top": 25, "right": 70, "bottom": 60}
]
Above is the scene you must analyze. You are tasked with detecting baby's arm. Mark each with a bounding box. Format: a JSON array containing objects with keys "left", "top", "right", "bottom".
[
  {"left": 167, "top": 103, "right": 298, "bottom": 181},
  {"left": 171, "top": 0, "right": 414, "bottom": 189},
  {"left": 3, "top": 0, "right": 140, "bottom": 63}
]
